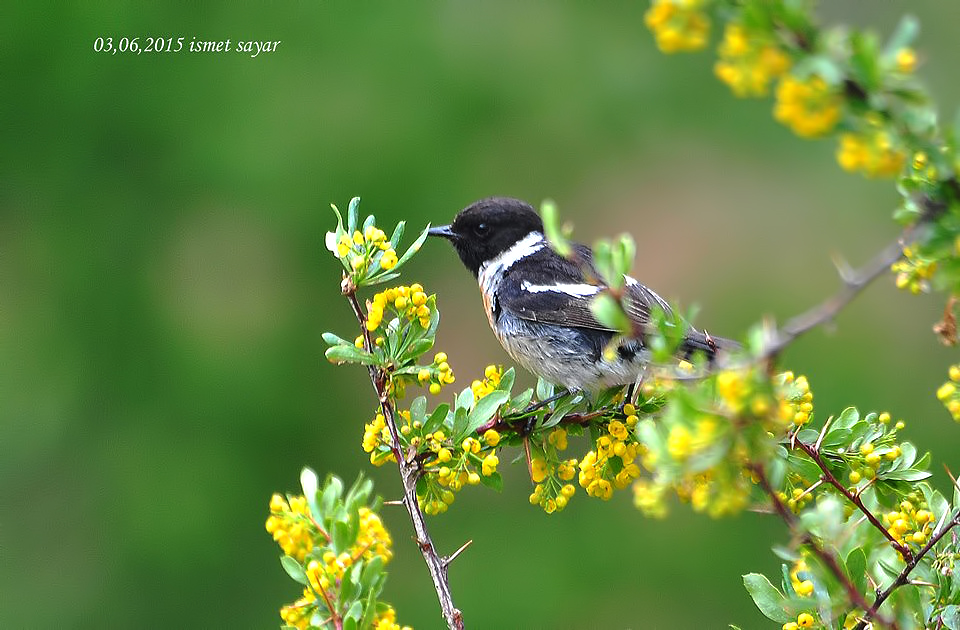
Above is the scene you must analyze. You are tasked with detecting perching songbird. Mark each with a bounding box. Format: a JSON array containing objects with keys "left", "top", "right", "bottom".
[{"left": 428, "top": 197, "right": 734, "bottom": 391}]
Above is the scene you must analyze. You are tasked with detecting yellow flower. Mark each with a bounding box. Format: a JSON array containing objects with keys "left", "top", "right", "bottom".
[
  {"left": 896, "top": 47, "right": 917, "bottom": 73},
  {"left": 530, "top": 457, "right": 548, "bottom": 483},
  {"left": 482, "top": 454, "right": 499, "bottom": 476},
  {"left": 644, "top": 0, "right": 710, "bottom": 54},
  {"left": 607, "top": 420, "right": 628, "bottom": 441},
  {"left": 379, "top": 248, "right": 398, "bottom": 270},
  {"left": 633, "top": 479, "right": 668, "bottom": 518},
  {"left": 774, "top": 74, "right": 842, "bottom": 138},
  {"left": 666, "top": 425, "right": 693, "bottom": 461},
  {"left": 714, "top": 23, "right": 790, "bottom": 98},
  {"left": 836, "top": 130, "right": 905, "bottom": 178},
  {"left": 892, "top": 246, "right": 936, "bottom": 294}
]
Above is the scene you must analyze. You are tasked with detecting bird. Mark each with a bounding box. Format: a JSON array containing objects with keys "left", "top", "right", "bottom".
[{"left": 428, "top": 196, "right": 735, "bottom": 391}]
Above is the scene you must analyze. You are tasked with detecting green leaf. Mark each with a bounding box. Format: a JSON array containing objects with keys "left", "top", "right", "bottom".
[
  {"left": 409, "top": 396, "right": 427, "bottom": 425},
  {"left": 451, "top": 406, "right": 468, "bottom": 442},
  {"left": 536, "top": 378, "right": 555, "bottom": 402},
  {"left": 400, "top": 338, "right": 434, "bottom": 362},
  {"left": 540, "top": 393, "right": 581, "bottom": 430},
  {"left": 340, "top": 560, "right": 360, "bottom": 603},
  {"left": 321, "top": 476, "right": 343, "bottom": 518},
  {"left": 345, "top": 475, "right": 372, "bottom": 513},
  {"left": 898, "top": 442, "right": 918, "bottom": 468},
  {"left": 882, "top": 468, "right": 932, "bottom": 481},
  {"left": 347, "top": 197, "right": 360, "bottom": 234},
  {"left": 498, "top": 367, "right": 516, "bottom": 394},
  {"left": 508, "top": 387, "right": 533, "bottom": 413},
  {"left": 833, "top": 407, "right": 860, "bottom": 430},
  {"left": 322, "top": 332, "right": 353, "bottom": 347},
  {"left": 590, "top": 293, "right": 631, "bottom": 333},
  {"left": 395, "top": 225, "right": 429, "bottom": 269},
  {"left": 460, "top": 391, "right": 510, "bottom": 440},
  {"left": 359, "top": 555, "right": 385, "bottom": 592},
  {"left": 845, "top": 547, "right": 868, "bottom": 595},
  {"left": 742, "top": 573, "right": 791, "bottom": 623},
  {"left": 884, "top": 14, "right": 920, "bottom": 58},
  {"left": 343, "top": 615, "right": 358, "bottom": 630},
  {"left": 422, "top": 403, "right": 449, "bottom": 434},
  {"left": 479, "top": 471, "right": 503, "bottom": 492},
  {"left": 325, "top": 344, "right": 377, "bottom": 366},
  {"left": 280, "top": 555, "right": 308, "bottom": 585},
  {"left": 942, "top": 604, "right": 960, "bottom": 630},
  {"left": 300, "top": 467, "right": 320, "bottom": 516},
  {"left": 390, "top": 220, "right": 405, "bottom": 249},
  {"left": 359, "top": 590, "right": 379, "bottom": 630},
  {"left": 541, "top": 199, "right": 571, "bottom": 257},
  {"left": 333, "top": 520, "right": 353, "bottom": 555},
  {"left": 456, "top": 387, "right": 474, "bottom": 412}
]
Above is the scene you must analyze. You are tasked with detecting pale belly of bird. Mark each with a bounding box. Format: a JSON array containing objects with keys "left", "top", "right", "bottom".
[{"left": 490, "top": 312, "right": 649, "bottom": 391}]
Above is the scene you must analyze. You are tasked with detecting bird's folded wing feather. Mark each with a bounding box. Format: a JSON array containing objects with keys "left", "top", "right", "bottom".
[{"left": 497, "top": 245, "right": 675, "bottom": 333}]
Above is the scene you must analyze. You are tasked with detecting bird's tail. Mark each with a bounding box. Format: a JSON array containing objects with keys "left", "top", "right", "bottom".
[{"left": 680, "top": 328, "right": 740, "bottom": 363}]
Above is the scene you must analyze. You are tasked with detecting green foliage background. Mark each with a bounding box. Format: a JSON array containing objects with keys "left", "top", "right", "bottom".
[{"left": 3, "top": 2, "right": 960, "bottom": 627}]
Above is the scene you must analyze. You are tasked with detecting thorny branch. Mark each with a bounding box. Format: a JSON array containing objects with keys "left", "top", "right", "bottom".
[
  {"left": 751, "top": 463, "right": 897, "bottom": 630},
  {"left": 793, "top": 438, "right": 914, "bottom": 562},
  {"left": 344, "top": 280, "right": 465, "bottom": 630},
  {"left": 762, "top": 234, "right": 907, "bottom": 359},
  {"left": 853, "top": 512, "right": 960, "bottom": 630}
]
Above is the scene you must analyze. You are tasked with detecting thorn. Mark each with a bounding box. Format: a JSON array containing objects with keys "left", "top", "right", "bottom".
[
  {"left": 383, "top": 499, "right": 404, "bottom": 507},
  {"left": 443, "top": 539, "right": 474, "bottom": 567},
  {"left": 831, "top": 251, "right": 855, "bottom": 285}
]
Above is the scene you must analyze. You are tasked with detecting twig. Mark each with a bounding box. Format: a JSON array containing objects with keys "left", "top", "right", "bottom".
[
  {"left": 344, "top": 284, "right": 465, "bottom": 630},
  {"left": 793, "top": 438, "right": 913, "bottom": 562},
  {"left": 763, "top": 232, "right": 909, "bottom": 358},
  {"left": 854, "top": 513, "right": 960, "bottom": 630},
  {"left": 750, "top": 463, "right": 896, "bottom": 629}
]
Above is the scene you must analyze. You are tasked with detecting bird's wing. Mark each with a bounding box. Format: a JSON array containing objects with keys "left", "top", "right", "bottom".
[{"left": 496, "top": 245, "right": 675, "bottom": 333}]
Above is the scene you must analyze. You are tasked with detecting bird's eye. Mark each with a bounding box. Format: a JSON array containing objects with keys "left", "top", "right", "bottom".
[{"left": 473, "top": 223, "right": 489, "bottom": 237}]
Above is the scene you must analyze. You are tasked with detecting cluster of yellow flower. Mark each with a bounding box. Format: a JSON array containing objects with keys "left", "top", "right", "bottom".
[
  {"left": 528, "top": 427, "right": 578, "bottom": 513},
  {"left": 362, "top": 410, "right": 407, "bottom": 466},
  {"left": 714, "top": 23, "right": 791, "bottom": 98},
  {"left": 847, "top": 430, "right": 903, "bottom": 485},
  {"left": 884, "top": 498, "right": 936, "bottom": 548},
  {"left": 679, "top": 464, "right": 751, "bottom": 517},
  {"left": 777, "top": 371, "right": 814, "bottom": 428},
  {"left": 418, "top": 352, "right": 456, "bottom": 395},
  {"left": 836, "top": 128, "right": 906, "bottom": 178},
  {"left": 267, "top": 493, "right": 401, "bottom": 630},
  {"left": 305, "top": 510, "right": 392, "bottom": 593},
  {"left": 632, "top": 478, "right": 669, "bottom": 518},
  {"left": 579, "top": 412, "right": 642, "bottom": 501},
  {"left": 789, "top": 557, "right": 815, "bottom": 598},
  {"left": 417, "top": 429, "right": 500, "bottom": 515},
  {"left": 366, "top": 284, "right": 433, "bottom": 332},
  {"left": 643, "top": 0, "right": 710, "bottom": 53},
  {"left": 782, "top": 611, "right": 816, "bottom": 630},
  {"left": 937, "top": 365, "right": 960, "bottom": 421},
  {"left": 716, "top": 368, "right": 780, "bottom": 422},
  {"left": 774, "top": 74, "right": 842, "bottom": 138},
  {"left": 776, "top": 478, "right": 815, "bottom": 514},
  {"left": 471, "top": 364, "right": 503, "bottom": 401},
  {"left": 892, "top": 245, "right": 937, "bottom": 294},
  {"left": 909, "top": 150, "right": 939, "bottom": 182},
  {"left": 265, "top": 493, "right": 316, "bottom": 562},
  {"left": 335, "top": 225, "right": 399, "bottom": 273},
  {"left": 664, "top": 415, "right": 718, "bottom": 461},
  {"left": 372, "top": 607, "right": 411, "bottom": 630}
]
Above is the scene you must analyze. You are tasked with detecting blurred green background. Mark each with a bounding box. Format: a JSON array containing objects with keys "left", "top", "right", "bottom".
[{"left": 3, "top": 2, "right": 960, "bottom": 628}]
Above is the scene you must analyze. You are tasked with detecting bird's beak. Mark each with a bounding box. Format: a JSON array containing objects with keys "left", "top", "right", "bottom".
[{"left": 428, "top": 224, "right": 456, "bottom": 241}]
